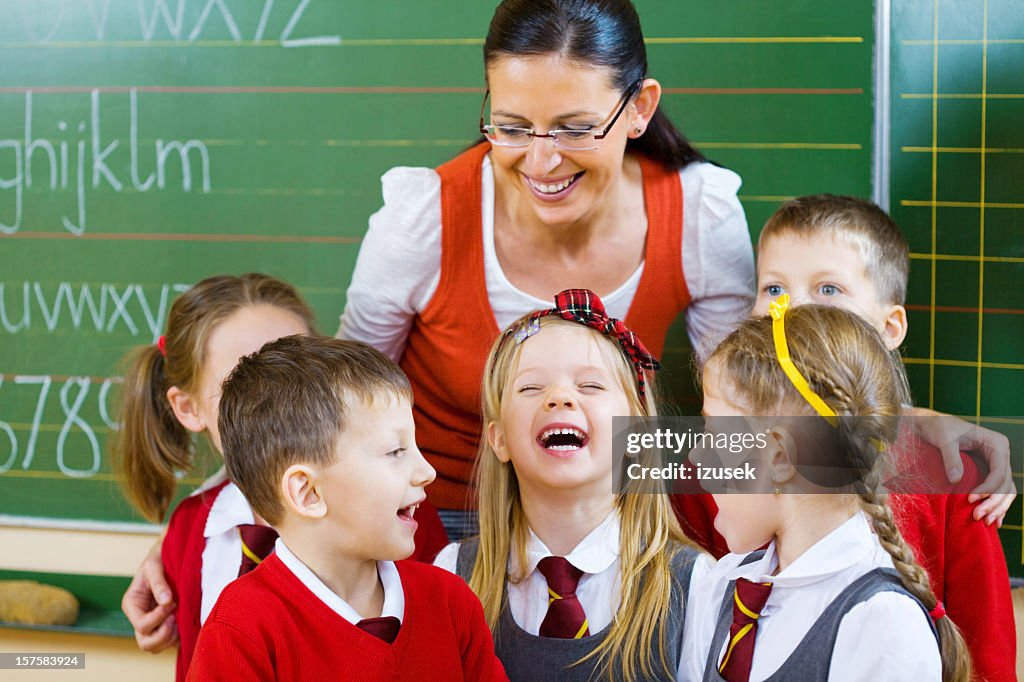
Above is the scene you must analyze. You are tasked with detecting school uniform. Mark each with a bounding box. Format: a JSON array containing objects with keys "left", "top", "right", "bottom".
[
  {"left": 162, "top": 477, "right": 450, "bottom": 681},
  {"left": 889, "top": 439, "right": 1016, "bottom": 682},
  {"left": 187, "top": 540, "right": 507, "bottom": 681},
  {"left": 891, "top": 492, "right": 1015, "bottom": 682},
  {"left": 681, "top": 512, "right": 941, "bottom": 682},
  {"left": 435, "top": 512, "right": 701, "bottom": 681}
]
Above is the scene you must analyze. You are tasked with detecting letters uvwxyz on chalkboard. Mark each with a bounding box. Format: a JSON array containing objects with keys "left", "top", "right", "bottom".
[{"left": 0, "top": 281, "right": 191, "bottom": 338}]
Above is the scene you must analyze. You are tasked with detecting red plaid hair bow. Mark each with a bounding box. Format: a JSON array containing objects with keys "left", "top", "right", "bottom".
[{"left": 514, "top": 289, "right": 660, "bottom": 397}]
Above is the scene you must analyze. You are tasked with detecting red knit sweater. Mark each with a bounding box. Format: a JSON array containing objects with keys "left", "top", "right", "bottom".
[
  {"left": 163, "top": 482, "right": 449, "bottom": 681},
  {"left": 187, "top": 555, "right": 507, "bottom": 681}
]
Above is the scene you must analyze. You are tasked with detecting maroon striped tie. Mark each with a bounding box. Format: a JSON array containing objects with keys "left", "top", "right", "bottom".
[
  {"left": 719, "top": 578, "right": 773, "bottom": 682},
  {"left": 237, "top": 524, "right": 278, "bottom": 577},
  {"left": 537, "top": 556, "right": 590, "bottom": 639}
]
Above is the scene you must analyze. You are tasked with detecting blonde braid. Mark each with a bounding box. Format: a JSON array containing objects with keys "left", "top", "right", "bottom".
[{"left": 858, "top": 488, "right": 972, "bottom": 682}]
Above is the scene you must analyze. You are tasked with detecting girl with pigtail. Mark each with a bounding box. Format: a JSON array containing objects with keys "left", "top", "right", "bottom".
[
  {"left": 682, "top": 300, "right": 970, "bottom": 682},
  {"left": 113, "top": 273, "right": 449, "bottom": 681}
]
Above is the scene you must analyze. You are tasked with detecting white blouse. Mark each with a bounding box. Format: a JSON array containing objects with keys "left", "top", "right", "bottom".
[
  {"left": 337, "top": 154, "right": 755, "bottom": 362},
  {"left": 434, "top": 511, "right": 622, "bottom": 635},
  {"left": 680, "top": 513, "right": 942, "bottom": 682},
  {"left": 434, "top": 511, "right": 704, "bottom": 681}
]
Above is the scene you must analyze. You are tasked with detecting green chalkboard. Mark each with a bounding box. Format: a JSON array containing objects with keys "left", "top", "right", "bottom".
[
  {"left": 891, "top": 0, "right": 1024, "bottom": 577},
  {"left": 0, "top": 1, "right": 875, "bottom": 526}
]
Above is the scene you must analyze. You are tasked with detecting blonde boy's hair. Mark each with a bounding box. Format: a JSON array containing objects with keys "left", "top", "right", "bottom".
[
  {"left": 759, "top": 194, "right": 910, "bottom": 305},
  {"left": 708, "top": 305, "right": 971, "bottom": 682},
  {"left": 472, "top": 315, "right": 694, "bottom": 682}
]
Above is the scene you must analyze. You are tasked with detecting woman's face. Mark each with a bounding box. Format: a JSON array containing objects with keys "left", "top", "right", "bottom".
[{"left": 485, "top": 54, "right": 636, "bottom": 228}]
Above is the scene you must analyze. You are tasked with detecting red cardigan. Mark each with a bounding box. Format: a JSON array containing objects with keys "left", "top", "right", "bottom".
[
  {"left": 163, "top": 481, "right": 449, "bottom": 682},
  {"left": 672, "top": 443, "right": 1015, "bottom": 682},
  {"left": 187, "top": 555, "right": 508, "bottom": 681}
]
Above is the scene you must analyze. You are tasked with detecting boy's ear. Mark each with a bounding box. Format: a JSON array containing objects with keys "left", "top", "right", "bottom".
[
  {"left": 166, "top": 386, "right": 206, "bottom": 434},
  {"left": 630, "top": 78, "right": 662, "bottom": 137},
  {"left": 487, "top": 421, "right": 511, "bottom": 463},
  {"left": 766, "top": 426, "right": 798, "bottom": 486},
  {"left": 879, "top": 304, "right": 908, "bottom": 351},
  {"left": 281, "top": 464, "right": 326, "bottom": 519}
]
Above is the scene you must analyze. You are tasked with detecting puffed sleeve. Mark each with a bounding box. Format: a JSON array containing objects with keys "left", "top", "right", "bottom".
[
  {"left": 679, "top": 163, "right": 756, "bottom": 362},
  {"left": 336, "top": 166, "right": 443, "bottom": 362}
]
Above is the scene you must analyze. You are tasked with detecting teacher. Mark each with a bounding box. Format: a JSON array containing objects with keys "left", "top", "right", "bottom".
[{"left": 337, "top": 0, "right": 753, "bottom": 540}]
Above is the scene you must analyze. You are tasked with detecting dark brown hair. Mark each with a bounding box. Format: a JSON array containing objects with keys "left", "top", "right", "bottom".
[
  {"left": 484, "top": 0, "right": 705, "bottom": 169},
  {"left": 113, "top": 273, "right": 317, "bottom": 522},
  {"left": 759, "top": 194, "right": 910, "bottom": 305},
  {"left": 218, "top": 335, "right": 412, "bottom": 526}
]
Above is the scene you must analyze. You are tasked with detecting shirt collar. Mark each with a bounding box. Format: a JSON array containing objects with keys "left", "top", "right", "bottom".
[
  {"left": 516, "top": 510, "right": 621, "bottom": 576},
  {"left": 720, "top": 512, "right": 875, "bottom": 588},
  {"left": 274, "top": 539, "right": 405, "bottom": 624},
  {"left": 203, "top": 482, "right": 255, "bottom": 538}
]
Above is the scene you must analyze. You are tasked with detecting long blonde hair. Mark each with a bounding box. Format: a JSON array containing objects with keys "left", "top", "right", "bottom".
[
  {"left": 707, "top": 305, "right": 971, "bottom": 682},
  {"left": 473, "top": 314, "right": 693, "bottom": 682},
  {"left": 113, "top": 273, "right": 317, "bottom": 522}
]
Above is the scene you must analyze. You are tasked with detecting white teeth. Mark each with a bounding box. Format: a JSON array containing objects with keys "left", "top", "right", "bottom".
[
  {"left": 529, "top": 175, "right": 575, "bottom": 194},
  {"left": 540, "top": 427, "right": 586, "bottom": 442}
]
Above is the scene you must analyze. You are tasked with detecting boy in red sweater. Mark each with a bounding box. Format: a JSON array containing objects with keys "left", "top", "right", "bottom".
[
  {"left": 187, "top": 336, "right": 507, "bottom": 682},
  {"left": 747, "top": 194, "right": 1015, "bottom": 682}
]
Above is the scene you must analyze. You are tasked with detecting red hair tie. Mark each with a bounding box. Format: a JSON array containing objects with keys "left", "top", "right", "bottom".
[
  {"left": 929, "top": 601, "right": 946, "bottom": 621},
  {"left": 512, "top": 289, "right": 660, "bottom": 397},
  {"left": 157, "top": 335, "right": 168, "bottom": 358}
]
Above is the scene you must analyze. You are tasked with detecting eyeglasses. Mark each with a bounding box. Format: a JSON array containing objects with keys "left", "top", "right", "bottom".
[{"left": 479, "top": 80, "right": 641, "bottom": 151}]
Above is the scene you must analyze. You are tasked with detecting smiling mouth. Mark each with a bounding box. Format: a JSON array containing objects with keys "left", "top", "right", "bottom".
[
  {"left": 537, "top": 426, "right": 589, "bottom": 452},
  {"left": 397, "top": 503, "right": 420, "bottom": 521},
  {"left": 525, "top": 172, "right": 584, "bottom": 196}
]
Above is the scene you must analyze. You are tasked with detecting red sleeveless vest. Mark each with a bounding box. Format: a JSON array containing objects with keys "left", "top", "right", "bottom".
[{"left": 399, "top": 143, "right": 690, "bottom": 509}]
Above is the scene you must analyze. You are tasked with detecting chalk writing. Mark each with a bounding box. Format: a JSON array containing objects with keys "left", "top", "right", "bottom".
[{"left": 0, "top": 89, "right": 212, "bottom": 234}]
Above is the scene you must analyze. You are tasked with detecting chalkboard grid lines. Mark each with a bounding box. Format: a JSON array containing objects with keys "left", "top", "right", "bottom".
[{"left": 890, "top": 0, "right": 1024, "bottom": 574}]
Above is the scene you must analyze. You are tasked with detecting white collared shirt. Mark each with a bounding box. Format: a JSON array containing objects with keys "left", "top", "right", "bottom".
[
  {"left": 274, "top": 539, "right": 405, "bottom": 623},
  {"left": 681, "top": 513, "right": 941, "bottom": 682},
  {"left": 199, "top": 482, "right": 255, "bottom": 623},
  {"left": 434, "top": 511, "right": 622, "bottom": 634}
]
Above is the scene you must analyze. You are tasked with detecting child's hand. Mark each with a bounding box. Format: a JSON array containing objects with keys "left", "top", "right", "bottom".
[
  {"left": 905, "top": 407, "right": 1016, "bottom": 525},
  {"left": 121, "top": 539, "right": 178, "bottom": 653}
]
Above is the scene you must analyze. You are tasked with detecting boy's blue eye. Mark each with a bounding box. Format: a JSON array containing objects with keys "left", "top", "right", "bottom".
[
  {"left": 819, "top": 284, "right": 839, "bottom": 296},
  {"left": 765, "top": 284, "right": 784, "bottom": 297}
]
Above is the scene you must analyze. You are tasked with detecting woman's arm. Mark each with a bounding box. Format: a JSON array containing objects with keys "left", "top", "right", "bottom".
[
  {"left": 678, "top": 163, "right": 755, "bottom": 363},
  {"left": 121, "top": 536, "right": 178, "bottom": 653},
  {"left": 336, "top": 167, "right": 443, "bottom": 361}
]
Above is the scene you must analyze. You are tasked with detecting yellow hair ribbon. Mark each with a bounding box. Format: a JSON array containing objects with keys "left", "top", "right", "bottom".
[{"left": 769, "top": 294, "right": 839, "bottom": 426}]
